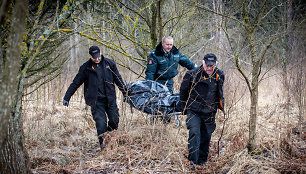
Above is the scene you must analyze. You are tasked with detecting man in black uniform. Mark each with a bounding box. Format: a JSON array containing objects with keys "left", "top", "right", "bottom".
[
  {"left": 63, "top": 46, "right": 127, "bottom": 149},
  {"left": 179, "top": 53, "right": 225, "bottom": 166}
]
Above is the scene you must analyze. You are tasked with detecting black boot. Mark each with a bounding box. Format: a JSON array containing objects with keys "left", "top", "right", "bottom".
[{"left": 98, "top": 136, "right": 104, "bottom": 149}]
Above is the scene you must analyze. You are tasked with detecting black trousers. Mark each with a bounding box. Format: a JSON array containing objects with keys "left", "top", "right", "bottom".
[
  {"left": 186, "top": 111, "right": 216, "bottom": 164},
  {"left": 91, "top": 98, "right": 119, "bottom": 145}
]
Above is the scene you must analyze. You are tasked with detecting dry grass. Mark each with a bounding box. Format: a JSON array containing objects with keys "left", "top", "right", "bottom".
[{"left": 23, "top": 72, "right": 305, "bottom": 174}]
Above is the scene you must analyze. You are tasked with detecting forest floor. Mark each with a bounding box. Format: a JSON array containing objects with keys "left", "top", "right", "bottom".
[{"left": 23, "top": 94, "right": 305, "bottom": 174}]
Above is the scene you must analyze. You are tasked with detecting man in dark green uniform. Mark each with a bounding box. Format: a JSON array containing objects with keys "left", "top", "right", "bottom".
[{"left": 145, "top": 36, "right": 196, "bottom": 93}]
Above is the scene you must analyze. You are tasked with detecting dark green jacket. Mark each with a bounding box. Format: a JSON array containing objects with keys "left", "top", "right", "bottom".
[{"left": 145, "top": 42, "right": 195, "bottom": 81}]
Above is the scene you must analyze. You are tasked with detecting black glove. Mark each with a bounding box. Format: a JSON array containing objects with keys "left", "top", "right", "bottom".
[{"left": 63, "top": 99, "right": 69, "bottom": 107}]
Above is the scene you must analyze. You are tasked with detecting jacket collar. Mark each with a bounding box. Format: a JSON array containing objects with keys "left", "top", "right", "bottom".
[
  {"left": 87, "top": 55, "right": 106, "bottom": 71},
  {"left": 195, "top": 66, "right": 218, "bottom": 80},
  {"left": 155, "top": 42, "right": 179, "bottom": 56}
]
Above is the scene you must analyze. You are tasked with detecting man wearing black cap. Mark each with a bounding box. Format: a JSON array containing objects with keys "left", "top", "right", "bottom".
[
  {"left": 178, "top": 53, "right": 225, "bottom": 167},
  {"left": 63, "top": 46, "right": 127, "bottom": 149}
]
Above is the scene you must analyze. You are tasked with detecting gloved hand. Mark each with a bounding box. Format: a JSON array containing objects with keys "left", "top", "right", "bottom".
[{"left": 63, "top": 99, "right": 69, "bottom": 107}]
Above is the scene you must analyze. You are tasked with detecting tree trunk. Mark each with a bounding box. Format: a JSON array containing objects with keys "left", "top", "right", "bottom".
[
  {"left": 248, "top": 66, "right": 259, "bottom": 152},
  {"left": 282, "top": 0, "right": 293, "bottom": 119},
  {"left": 247, "top": 37, "right": 260, "bottom": 152},
  {"left": 242, "top": 0, "right": 267, "bottom": 153},
  {"left": 248, "top": 91, "right": 257, "bottom": 152},
  {"left": 150, "top": 2, "right": 158, "bottom": 48},
  {"left": 0, "top": 0, "right": 32, "bottom": 173},
  {"left": 157, "top": 0, "right": 163, "bottom": 41},
  {"left": 0, "top": 95, "right": 31, "bottom": 174},
  {"left": 296, "top": 64, "right": 305, "bottom": 131},
  {"left": 286, "top": 0, "right": 305, "bottom": 131}
]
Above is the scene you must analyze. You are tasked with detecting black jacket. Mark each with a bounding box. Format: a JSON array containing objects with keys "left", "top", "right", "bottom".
[
  {"left": 64, "top": 56, "right": 126, "bottom": 106},
  {"left": 179, "top": 66, "right": 224, "bottom": 115}
]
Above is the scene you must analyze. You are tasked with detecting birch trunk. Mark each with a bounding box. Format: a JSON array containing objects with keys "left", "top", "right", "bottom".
[{"left": 0, "top": 0, "right": 31, "bottom": 173}]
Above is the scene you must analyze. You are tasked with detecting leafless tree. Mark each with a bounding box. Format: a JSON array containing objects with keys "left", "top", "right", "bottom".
[{"left": 0, "top": 0, "right": 77, "bottom": 172}]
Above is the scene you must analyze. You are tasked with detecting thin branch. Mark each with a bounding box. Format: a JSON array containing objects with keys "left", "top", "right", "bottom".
[
  {"left": 195, "top": 3, "right": 242, "bottom": 25},
  {"left": 114, "top": 0, "right": 152, "bottom": 26},
  {"left": 250, "top": 0, "right": 267, "bottom": 34}
]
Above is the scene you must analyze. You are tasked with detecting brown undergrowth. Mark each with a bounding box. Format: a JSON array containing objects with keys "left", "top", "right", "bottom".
[
  {"left": 23, "top": 72, "right": 305, "bottom": 173},
  {"left": 23, "top": 98, "right": 305, "bottom": 174}
]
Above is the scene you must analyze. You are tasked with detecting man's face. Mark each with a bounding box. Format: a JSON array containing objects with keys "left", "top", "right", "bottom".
[
  {"left": 162, "top": 38, "right": 173, "bottom": 53},
  {"left": 90, "top": 55, "right": 101, "bottom": 63},
  {"left": 202, "top": 60, "right": 216, "bottom": 75}
]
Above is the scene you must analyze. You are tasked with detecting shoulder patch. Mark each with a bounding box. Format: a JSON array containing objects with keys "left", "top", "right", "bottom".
[{"left": 148, "top": 58, "right": 153, "bottom": 65}]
